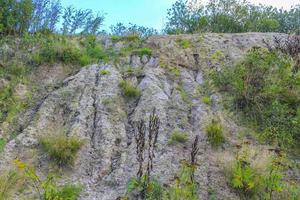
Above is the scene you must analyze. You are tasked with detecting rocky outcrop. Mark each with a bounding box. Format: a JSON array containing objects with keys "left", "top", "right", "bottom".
[{"left": 0, "top": 33, "right": 287, "bottom": 200}]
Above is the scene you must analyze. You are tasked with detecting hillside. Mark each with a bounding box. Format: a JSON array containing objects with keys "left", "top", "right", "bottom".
[{"left": 0, "top": 33, "right": 299, "bottom": 200}]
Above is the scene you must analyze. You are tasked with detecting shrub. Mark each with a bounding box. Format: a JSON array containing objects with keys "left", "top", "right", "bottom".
[
  {"left": 168, "top": 131, "right": 188, "bottom": 145},
  {"left": 14, "top": 160, "right": 82, "bottom": 200},
  {"left": 206, "top": 120, "right": 224, "bottom": 147},
  {"left": 202, "top": 96, "right": 212, "bottom": 105},
  {"left": 163, "top": 162, "right": 198, "bottom": 200},
  {"left": 225, "top": 147, "right": 286, "bottom": 198},
  {"left": 43, "top": 178, "right": 82, "bottom": 200},
  {"left": 212, "top": 47, "right": 300, "bottom": 148},
  {"left": 229, "top": 154, "right": 261, "bottom": 196},
  {"left": 38, "top": 42, "right": 83, "bottom": 65},
  {"left": 0, "top": 170, "right": 23, "bottom": 200},
  {"left": 127, "top": 176, "right": 163, "bottom": 200},
  {"left": 119, "top": 80, "right": 141, "bottom": 98},
  {"left": 100, "top": 69, "right": 110, "bottom": 75},
  {"left": 39, "top": 134, "right": 84, "bottom": 167}
]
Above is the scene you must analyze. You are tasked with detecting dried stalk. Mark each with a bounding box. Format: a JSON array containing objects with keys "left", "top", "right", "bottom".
[
  {"left": 190, "top": 135, "right": 199, "bottom": 181},
  {"left": 134, "top": 120, "right": 146, "bottom": 178}
]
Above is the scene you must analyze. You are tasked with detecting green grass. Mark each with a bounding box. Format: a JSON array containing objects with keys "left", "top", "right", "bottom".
[
  {"left": 0, "top": 170, "right": 23, "bottom": 200},
  {"left": 169, "top": 66, "right": 181, "bottom": 78},
  {"left": 79, "top": 54, "right": 91, "bottom": 66},
  {"left": 100, "top": 69, "right": 110, "bottom": 75},
  {"left": 43, "top": 181, "right": 82, "bottom": 200},
  {"left": 206, "top": 120, "right": 224, "bottom": 147},
  {"left": 202, "top": 96, "right": 212, "bottom": 105},
  {"left": 39, "top": 134, "right": 84, "bottom": 167},
  {"left": 176, "top": 39, "right": 192, "bottom": 49},
  {"left": 132, "top": 48, "right": 152, "bottom": 57},
  {"left": 111, "top": 34, "right": 140, "bottom": 43},
  {"left": 176, "top": 85, "right": 189, "bottom": 103},
  {"left": 119, "top": 80, "right": 141, "bottom": 98},
  {"left": 0, "top": 139, "right": 6, "bottom": 153},
  {"left": 168, "top": 131, "right": 188, "bottom": 145}
]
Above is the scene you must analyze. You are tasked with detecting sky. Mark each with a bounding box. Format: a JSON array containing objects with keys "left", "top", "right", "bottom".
[{"left": 60, "top": 0, "right": 300, "bottom": 32}]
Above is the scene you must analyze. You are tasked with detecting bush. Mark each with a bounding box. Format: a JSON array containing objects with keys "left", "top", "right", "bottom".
[
  {"left": 119, "top": 80, "right": 141, "bottom": 98},
  {"left": 225, "top": 146, "right": 286, "bottom": 198},
  {"left": 0, "top": 170, "right": 23, "bottom": 200},
  {"left": 39, "top": 134, "right": 84, "bottom": 167},
  {"left": 38, "top": 42, "right": 83, "bottom": 65},
  {"left": 127, "top": 176, "right": 163, "bottom": 200},
  {"left": 168, "top": 131, "right": 188, "bottom": 145},
  {"left": 43, "top": 178, "right": 82, "bottom": 200},
  {"left": 14, "top": 160, "right": 82, "bottom": 200},
  {"left": 206, "top": 120, "right": 224, "bottom": 147},
  {"left": 163, "top": 163, "right": 198, "bottom": 200},
  {"left": 212, "top": 47, "right": 300, "bottom": 148}
]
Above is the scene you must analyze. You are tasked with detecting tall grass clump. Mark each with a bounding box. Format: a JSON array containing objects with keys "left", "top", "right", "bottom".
[
  {"left": 39, "top": 134, "right": 84, "bottom": 167},
  {"left": 0, "top": 170, "right": 23, "bottom": 200},
  {"left": 119, "top": 80, "right": 141, "bottom": 98},
  {"left": 168, "top": 131, "right": 188, "bottom": 145},
  {"left": 206, "top": 120, "right": 224, "bottom": 147},
  {"left": 212, "top": 47, "right": 300, "bottom": 148},
  {"left": 163, "top": 162, "right": 198, "bottom": 200}
]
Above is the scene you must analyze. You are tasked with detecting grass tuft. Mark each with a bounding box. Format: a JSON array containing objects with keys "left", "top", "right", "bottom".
[
  {"left": 168, "top": 131, "right": 188, "bottom": 145},
  {"left": 39, "top": 134, "right": 84, "bottom": 167},
  {"left": 119, "top": 80, "right": 141, "bottom": 98},
  {"left": 206, "top": 120, "right": 224, "bottom": 147}
]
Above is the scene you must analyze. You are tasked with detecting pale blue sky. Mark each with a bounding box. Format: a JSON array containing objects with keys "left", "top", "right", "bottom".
[
  {"left": 60, "top": 0, "right": 176, "bottom": 31},
  {"left": 60, "top": 0, "right": 299, "bottom": 32}
]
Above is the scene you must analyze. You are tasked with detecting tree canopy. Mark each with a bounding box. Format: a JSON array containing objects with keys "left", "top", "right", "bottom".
[{"left": 164, "top": 0, "right": 300, "bottom": 34}]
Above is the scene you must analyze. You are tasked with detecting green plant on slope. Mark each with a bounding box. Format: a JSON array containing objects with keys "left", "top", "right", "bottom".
[
  {"left": 168, "top": 131, "right": 188, "bottom": 145},
  {"left": 119, "top": 80, "right": 141, "bottom": 98},
  {"left": 202, "top": 96, "right": 212, "bottom": 105},
  {"left": 0, "top": 169, "right": 23, "bottom": 200},
  {"left": 39, "top": 134, "right": 84, "bottom": 167},
  {"left": 14, "top": 159, "right": 82, "bottom": 200},
  {"left": 127, "top": 176, "right": 163, "bottom": 200},
  {"left": 133, "top": 48, "right": 152, "bottom": 57},
  {"left": 212, "top": 47, "right": 300, "bottom": 148},
  {"left": 176, "top": 39, "right": 191, "bottom": 49},
  {"left": 42, "top": 177, "right": 82, "bottom": 200},
  {"left": 163, "top": 162, "right": 198, "bottom": 200},
  {"left": 225, "top": 146, "right": 287, "bottom": 199},
  {"left": 100, "top": 69, "right": 110, "bottom": 75},
  {"left": 206, "top": 120, "right": 224, "bottom": 147}
]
